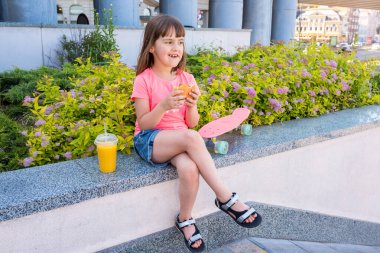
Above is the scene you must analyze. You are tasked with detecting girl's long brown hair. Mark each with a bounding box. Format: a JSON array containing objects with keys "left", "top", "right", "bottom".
[{"left": 136, "top": 15, "right": 186, "bottom": 76}]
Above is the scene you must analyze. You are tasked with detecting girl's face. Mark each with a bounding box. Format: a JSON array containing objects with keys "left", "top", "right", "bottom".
[{"left": 150, "top": 29, "right": 184, "bottom": 71}]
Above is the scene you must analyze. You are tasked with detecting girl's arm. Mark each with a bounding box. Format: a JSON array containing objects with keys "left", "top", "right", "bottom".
[
  {"left": 185, "top": 89, "right": 200, "bottom": 128},
  {"left": 185, "top": 105, "right": 200, "bottom": 128},
  {"left": 135, "top": 90, "right": 185, "bottom": 130}
]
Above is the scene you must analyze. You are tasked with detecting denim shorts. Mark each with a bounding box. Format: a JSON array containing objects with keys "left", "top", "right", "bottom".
[{"left": 133, "top": 129, "right": 170, "bottom": 168}]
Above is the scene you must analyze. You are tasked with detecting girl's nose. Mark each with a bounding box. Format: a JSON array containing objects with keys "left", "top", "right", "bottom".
[{"left": 173, "top": 42, "right": 182, "bottom": 50}]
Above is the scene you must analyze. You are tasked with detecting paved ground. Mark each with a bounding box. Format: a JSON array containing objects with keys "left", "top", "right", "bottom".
[
  {"left": 210, "top": 237, "right": 380, "bottom": 253},
  {"left": 355, "top": 48, "right": 380, "bottom": 60}
]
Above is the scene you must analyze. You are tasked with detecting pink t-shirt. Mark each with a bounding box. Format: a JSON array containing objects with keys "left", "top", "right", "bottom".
[{"left": 131, "top": 68, "right": 199, "bottom": 135}]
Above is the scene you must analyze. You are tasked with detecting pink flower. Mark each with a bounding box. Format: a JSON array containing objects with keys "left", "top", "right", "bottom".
[
  {"left": 41, "top": 140, "right": 50, "bottom": 147},
  {"left": 321, "top": 71, "right": 327, "bottom": 79},
  {"left": 44, "top": 106, "right": 54, "bottom": 115},
  {"left": 23, "top": 96, "right": 34, "bottom": 105},
  {"left": 211, "top": 112, "right": 220, "bottom": 119},
  {"left": 232, "top": 82, "right": 240, "bottom": 92},
  {"left": 63, "top": 152, "right": 72, "bottom": 159},
  {"left": 35, "top": 119, "right": 46, "bottom": 127},
  {"left": 70, "top": 90, "right": 76, "bottom": 98},
  {"left": 342, "top": 82, "right": 350, "bottom": 91},
  {"left": 330, "top": 60, "right": 337, "bottom": 68},
  {"left": 308, "top": 90, "right": 316, "bottom": 97},
  {"left": 301, "top": 69, "right": 311, "bottom": 77},
  {"left": 277, "top": 87, "right": 289, "bottom": 94},
  {"left": 22, "top": 157, "right": 34, "bottom": 167},
  {"left": 245, "top": 87, "right": 256, "bottom": 97},
  {"left": 268, "top": 98, "right": 282, "bottom": 112},
  {"left": 21, "top": 130, "right": 27, "bottom": 136}
]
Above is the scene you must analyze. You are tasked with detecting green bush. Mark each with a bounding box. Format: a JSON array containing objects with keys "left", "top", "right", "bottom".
[
  {"left": 194, "top": 43, "right": 379, "bottom": 127},
  {"left": 0, "top": 113, "right": 28, "bottom": 172},
  {"left": 22, "top": 53, "right": 135, "bottom": 167},
  {"left": 0, "top": 65, "right": 76, "bottom": 105},
  {"left": 370, "top": 71, "right": 380, "bottom": 94},
  {"left": 14, "top": 43, "right": 380, "bottom": 169},
  {"left": 57, "top": 10, "right": 118, "bottom": 65}
]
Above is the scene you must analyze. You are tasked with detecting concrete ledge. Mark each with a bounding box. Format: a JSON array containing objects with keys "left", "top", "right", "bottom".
[
  {"left": 0, "top": 106, "right": 380, "bottom": 252},
  {"left": 1, "top": 105, "right": 380, "bottom": 222}
]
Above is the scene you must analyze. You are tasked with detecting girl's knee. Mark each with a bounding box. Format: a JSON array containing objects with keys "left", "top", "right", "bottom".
[
  {"left": 177, "top": 159, "right": 199, "bottom": 181},
  {"left": 182, "top": 129, "right": 204, "bottom": 148}
]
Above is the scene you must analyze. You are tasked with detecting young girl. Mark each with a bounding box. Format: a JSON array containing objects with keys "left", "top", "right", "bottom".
[{"left": 131, "top": 15, "right": 262, "bottom": 252}]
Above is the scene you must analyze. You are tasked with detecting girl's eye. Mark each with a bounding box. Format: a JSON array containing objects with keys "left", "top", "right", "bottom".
[{"left": 179, "top": 41, "right": 184, "bottom": 45}]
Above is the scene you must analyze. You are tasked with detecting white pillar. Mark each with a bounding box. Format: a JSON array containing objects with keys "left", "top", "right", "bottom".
[
  {"left": 271, "top": 0, "right": 297, "bottom": 43},
  {"left": 94, "top": 0, "right": 140, "bottom": 27},
  {"left": 209, "top": 0, "right": 243, "bottom": 29},
  {"left": 243, "top": 0, "right": 273, "bottom": 45},
  {"left": 160, "top": 0, "right": 197, "bottom": 28}
]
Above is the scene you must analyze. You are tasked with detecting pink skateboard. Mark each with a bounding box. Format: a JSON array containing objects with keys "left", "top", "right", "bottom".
[{"left": 198, "top": 108, "right": 252, "bottom": 154}]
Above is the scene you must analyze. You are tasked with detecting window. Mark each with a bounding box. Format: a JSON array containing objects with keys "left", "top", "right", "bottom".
[
  {"left": 70, "top": 5, "right": 84, "bottom": 15},
  {"left": 57, "top": 5, "right": 63, "bottom": 14},
  {"left": 143, "top": 8, "right": 151, "bottom": 16}
]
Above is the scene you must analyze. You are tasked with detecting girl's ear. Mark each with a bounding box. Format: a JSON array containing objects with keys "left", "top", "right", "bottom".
[{"left": 149, "top": 46, "right": 154, "bottom": 53}]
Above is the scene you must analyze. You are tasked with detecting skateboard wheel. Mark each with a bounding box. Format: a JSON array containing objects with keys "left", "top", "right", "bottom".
[
  {"left": 214, "top": 141, "right": 228, "bottom": 155},
  {"left": 241, "top": 124, "right": 252, "bottom": 136},
  {"left": 205, "top": 139, "right": 215, "bottom": 148}
]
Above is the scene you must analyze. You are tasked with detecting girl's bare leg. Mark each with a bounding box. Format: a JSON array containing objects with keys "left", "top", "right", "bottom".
[
  {"left": 152, "top": 129, "right": 256, "bottom": 223},
  {"left": 171, "top": 152, "right": 202, "bottom": 248}
]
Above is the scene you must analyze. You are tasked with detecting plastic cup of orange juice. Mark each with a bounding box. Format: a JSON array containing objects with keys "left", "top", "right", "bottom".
[{"left": 94, "top": 133, "right": 118, "bottom": 173}]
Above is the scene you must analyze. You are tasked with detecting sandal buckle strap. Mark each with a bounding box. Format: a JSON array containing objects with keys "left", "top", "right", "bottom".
[
  {"left": 177, "top": 218, "right": 195, "bottom": 228},
  {"left": 188, "top": 233, "right": 202, "bottom": 246},
  {"left": 237, "top": 207, "right": 256, "bottom": 223},
  {"left": 221, "top": 193, "right": 239, "bottom": 210}
]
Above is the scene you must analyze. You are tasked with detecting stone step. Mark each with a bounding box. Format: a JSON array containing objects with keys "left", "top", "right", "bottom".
[
  {"left": 211, "top": 237, "right": 380, "bottom": 253},
  {"left": 99, "top": 202, "right": 380, "bottom": 253}
]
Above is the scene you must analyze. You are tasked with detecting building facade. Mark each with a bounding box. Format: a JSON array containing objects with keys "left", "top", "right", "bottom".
[
  {"left": 357, "top": 9, "right": 380, "bottom": 44},
  {"left": 57, "top": 0, "right": 94, "bottom": 24},
  {"left": 346, "top": 8, "right": 359, "bottom": 44},
  {"left": 0, "top": 0, "right": 298, "bottom": 45},
  {"left": 296, "top": 5, "right": 342, "bottom": 44}
]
